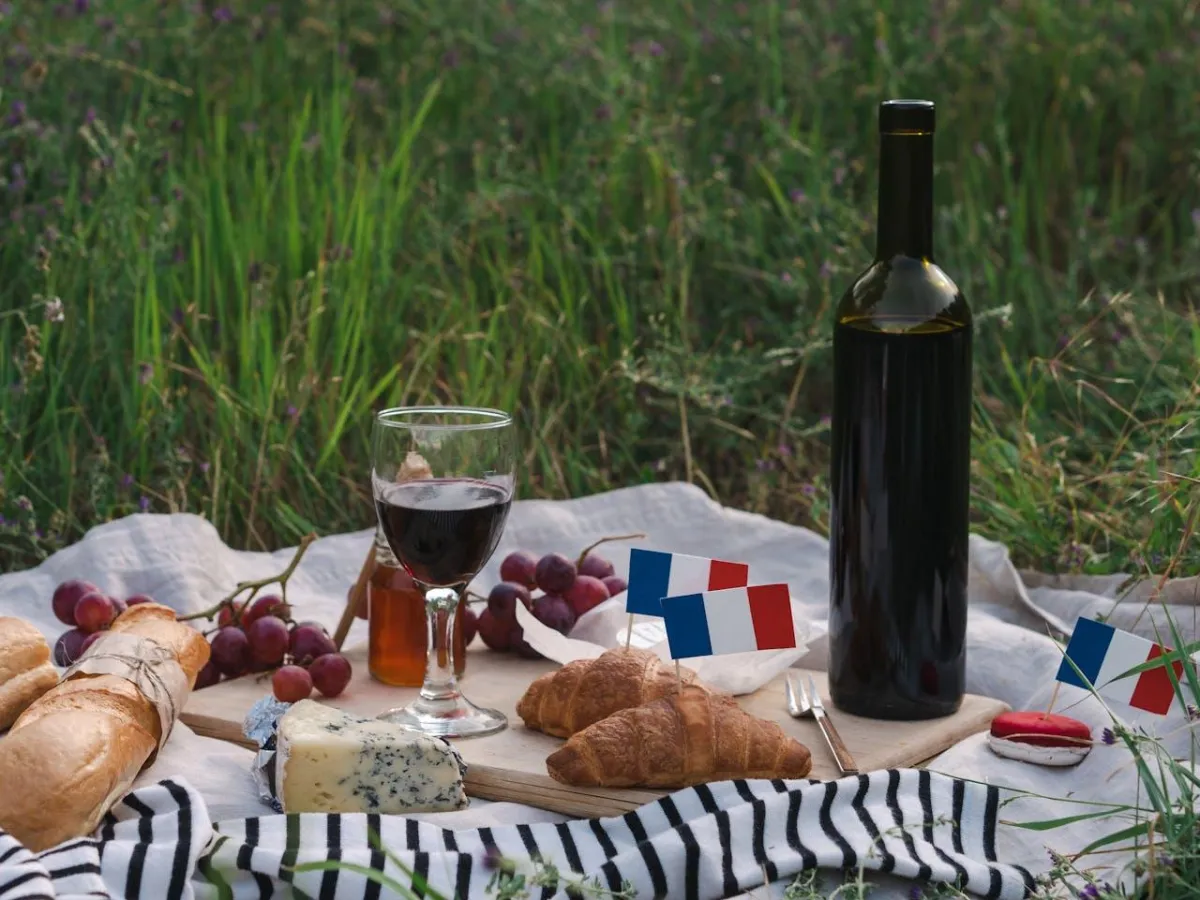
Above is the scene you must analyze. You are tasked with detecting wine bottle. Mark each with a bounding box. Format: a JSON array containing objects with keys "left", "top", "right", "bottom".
[{"left": 827, "top": 100, "right": 972, "bottom": 720}]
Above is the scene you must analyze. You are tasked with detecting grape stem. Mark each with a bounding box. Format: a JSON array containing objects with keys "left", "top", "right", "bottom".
[
  {"left": 178, "top": 533, "right": 318, "bottom": 624},
  {"left": 574, "top": 533, "right": 647, "bottom": 569}
]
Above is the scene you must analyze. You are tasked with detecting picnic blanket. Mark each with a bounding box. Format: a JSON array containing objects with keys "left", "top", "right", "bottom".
[{"left": 1, "top": 481, "right": 1197, "bottom": 899}]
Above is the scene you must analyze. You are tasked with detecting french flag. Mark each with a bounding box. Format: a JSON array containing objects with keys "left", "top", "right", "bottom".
[
  {"left": 1055, "top": 617, "right": 1185, "bottom": 716},
  {"left": 660, "top": 584, "right": 797, "bottom": 659},
  {"left": 625, "top": 548, "right": 751, "bottom": 617}
]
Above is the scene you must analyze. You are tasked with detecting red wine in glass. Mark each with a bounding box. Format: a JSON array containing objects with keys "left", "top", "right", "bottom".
[{"left": 375, "top": 478, "right": 513, "bottom": 587}]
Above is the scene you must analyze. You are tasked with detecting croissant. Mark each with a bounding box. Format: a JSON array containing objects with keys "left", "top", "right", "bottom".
[
  {"left": 517, "top": 647, "right": 704, "bottom": 738},
  {"left": 546, "top": 684, "right": 812, "bottom": 788}
]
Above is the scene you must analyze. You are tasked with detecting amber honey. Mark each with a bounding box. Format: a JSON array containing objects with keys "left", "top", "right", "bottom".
[{"left": 368, "top": 539, "right": 467, "bottom": 686}]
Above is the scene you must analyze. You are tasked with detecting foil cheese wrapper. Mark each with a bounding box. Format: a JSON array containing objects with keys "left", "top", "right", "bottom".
[{"left": 243, "top": 695, "right": 292, "bottom": 813}]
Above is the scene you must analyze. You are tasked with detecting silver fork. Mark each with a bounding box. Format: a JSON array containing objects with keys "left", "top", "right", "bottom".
[{"left": 784, "top": 672, "right": 858, "bottom": 775}]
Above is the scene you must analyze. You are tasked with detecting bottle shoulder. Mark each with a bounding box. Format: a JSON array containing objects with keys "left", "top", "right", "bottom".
[{"left": 835, "top": 255, "right": 971, "bottom": 329}]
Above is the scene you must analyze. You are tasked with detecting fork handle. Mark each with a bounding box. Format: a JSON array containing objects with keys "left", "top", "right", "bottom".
[{"left": 814, "top": 713, "right": 858, "bottom": 774}]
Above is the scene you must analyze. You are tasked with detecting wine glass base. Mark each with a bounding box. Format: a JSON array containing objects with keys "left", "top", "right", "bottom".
[{"left": 377, "top": 694, "right": 508, "bottom": 739}]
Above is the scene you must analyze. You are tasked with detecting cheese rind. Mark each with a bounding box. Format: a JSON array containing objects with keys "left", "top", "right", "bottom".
[{"left": 277, "top": 699, "right": 468, "bottom": 814}]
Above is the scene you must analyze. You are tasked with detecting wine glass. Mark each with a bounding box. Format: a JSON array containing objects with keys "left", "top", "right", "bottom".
[{"left": 370, "top": 406, "right": 516, "bottom": 738}]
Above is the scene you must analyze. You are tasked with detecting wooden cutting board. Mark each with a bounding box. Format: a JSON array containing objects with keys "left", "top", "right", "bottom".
[{"left": 182, "top": 643, "right": 1006, "bottom": 819}]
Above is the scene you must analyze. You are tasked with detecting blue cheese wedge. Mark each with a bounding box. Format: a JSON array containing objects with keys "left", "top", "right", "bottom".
[{"left": 276, "top": 699, "right": 468, "bottom": 814}]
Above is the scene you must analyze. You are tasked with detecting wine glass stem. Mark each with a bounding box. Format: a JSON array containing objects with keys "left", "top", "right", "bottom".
[{"left": 421, "top": 587, "right": 460, "bottom": 702}]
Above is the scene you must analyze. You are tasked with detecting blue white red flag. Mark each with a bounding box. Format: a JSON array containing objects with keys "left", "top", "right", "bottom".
[
  {"left": 1055, "top": 617, "right": 1185, "bottom": 716},
  {"left": 625, "top": 548, "right": 751, "bottom": 617},
  {"left": 660, "top": 584, "right": 797, "bottom": 659}
]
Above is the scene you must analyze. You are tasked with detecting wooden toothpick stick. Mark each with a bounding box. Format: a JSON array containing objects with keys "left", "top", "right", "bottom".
[
  {"left": 624, "top": 613, "right": 634, "bottom": 650},
  {"left": 675, "top": 660, "right": 683, "bottom": 692},
  {"left": 1042, "top": 682, "right": 1062, "bottom": 719}
]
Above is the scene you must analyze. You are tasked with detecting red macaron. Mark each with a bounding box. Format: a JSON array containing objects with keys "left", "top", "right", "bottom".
[{"left": 987, "top": 711, "right": 1093, "bottom": 766}]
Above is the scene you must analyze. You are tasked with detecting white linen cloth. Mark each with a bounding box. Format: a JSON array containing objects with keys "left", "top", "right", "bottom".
[{"left": 1, "top": 482, "right": 1196, "bottom": 898}]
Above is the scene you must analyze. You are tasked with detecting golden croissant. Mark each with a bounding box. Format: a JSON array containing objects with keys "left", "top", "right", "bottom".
[
  {"left": 546, "top": 684, "right": 813, "bottom": 788},
  {"left": 517, "top": 647, "right": 704, "bottom": 738}
]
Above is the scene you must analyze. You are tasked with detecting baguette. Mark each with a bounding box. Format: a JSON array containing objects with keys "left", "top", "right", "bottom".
[
  {"left": 0, "top": 604, "right": 209, "bottom": 851},
  {"left": 0, "top": 617, "right": 58, "bottom": 730}
]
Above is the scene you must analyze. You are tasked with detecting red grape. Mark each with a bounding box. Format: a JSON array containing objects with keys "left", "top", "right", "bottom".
[
  {"left": 74, "top": 592, "right": 115, "bottom": 634},
  {"left": 602, "top": 575, "right": 627, "bottom": 597},
  {"left": 109, "top": 596, "right": 128, "bottom": 617},
  {"left": 290, "top": 624, "right": 337, "bottom": 664},
  {"left": 309, "top": 653, "right": 353, "bottom": 698},
  {"left": 125, "top": 594, "right": 155, "bottom": 608},
  {"left": 80, "top": 631, "right": 105, "bottom": 656},
  {"left": 293, "top": 620, "right": 330, "bottom": 635},
  {"left": 272, "top": 665, "right": 313, "bottom": 703},
  {"left": 476, "top": 609, "right": 511, "bottom": 651},
  {"left": 210, "top": 626, "right": 253, "bottom": 677},
  {"left": 486, "top": 582, "right": 532, "bottom": 623},
  {"left": 535, "top": 553, "right": 577, "bottom": 594},
  {"left": 565, "top": 575, "right": 609, "bottom": 618},
  {"left": 194, "top": 660, "right": 220, "bottom": 690},
  {"left": 499, "top": 550, "right": 538, "bottom": 587},
  {"left": 53, "top": 629, "right": 88, "bottom": 666},
  {"left": 460, "top": 606, "right": 478, "bottom": 647},
  {"left": 51, "top": 580, "right": 100, "bottom": 626},
  {"left": 578, "top": 554, "right": 615, "bottom": 580},
  {"left": 217, "top": 605, "right": 237, "bottom": 628},
  {"left": 532, "top": 594, "right": 576, "bottom": 635},
  {"left": 242, "top": 594, "right": 286, "bottom": 629},
  {"left": 246, "top": 615, "right": 289, "bottom": 667}
]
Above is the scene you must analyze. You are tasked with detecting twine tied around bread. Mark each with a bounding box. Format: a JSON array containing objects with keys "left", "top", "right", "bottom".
[{"left": 62, "top": 633, "right": 190, "bottom": 761}]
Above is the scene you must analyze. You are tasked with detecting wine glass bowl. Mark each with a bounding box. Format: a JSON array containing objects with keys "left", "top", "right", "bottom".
[{"left": 370, "top": 406, "right": 515, "bottom": 738}]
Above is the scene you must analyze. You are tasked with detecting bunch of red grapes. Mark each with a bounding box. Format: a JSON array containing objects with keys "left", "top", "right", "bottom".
[
  {"left": 47, "top": 580, "right": 351, "bottom": 704},
  {"left": 49, "top": 580, "right": 157, "bottom": 666},
  {"left": 477, "top": 549, "right": 626, "bottom": 658}
]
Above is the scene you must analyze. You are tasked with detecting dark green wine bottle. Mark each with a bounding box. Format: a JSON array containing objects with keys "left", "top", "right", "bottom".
[{"left": 827, "top": 100, "right": 972, "bottom": 720}]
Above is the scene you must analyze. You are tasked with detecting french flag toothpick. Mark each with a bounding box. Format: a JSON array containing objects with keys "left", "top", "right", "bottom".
[
  {"left": 661, "top": 584, "right": 797, "bottom": 659},
  {"left": 625, "top": 548, "right": 751, "bottom": 617},
  {"left": 1055, "top": 617, "right": 1185, "bottom": 716}
]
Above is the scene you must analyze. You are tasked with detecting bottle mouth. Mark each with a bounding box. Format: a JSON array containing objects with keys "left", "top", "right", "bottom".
[{"left": 879, "top": 100, "right": 935, "bottom": 135}]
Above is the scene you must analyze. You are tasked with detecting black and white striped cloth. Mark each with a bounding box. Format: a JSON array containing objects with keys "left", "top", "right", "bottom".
[{"left": 0, "top": 772, "right": 1035, "bottom": 900}]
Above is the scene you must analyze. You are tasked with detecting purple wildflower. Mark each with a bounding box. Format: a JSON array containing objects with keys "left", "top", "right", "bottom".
[
  {"left": 199, "top": 461, "right": 210, "bottom": 474},
  {"left": 138, "top": 362, "right": 153, "bottom": 385},
  {"left": 84, "top": 106, "right": 96, "bottom": 125},
  {"left": 781, "top": 272, "right": 793, "bottom": 284},
  {"left": 286, "top": 404, "right": 299, "bottom": 422},
  {"left": 789, "top": 188, "right": 806, "bottom": 204},
  {"left": 801, "top": 483, "right": 817, "bottom": 497},
  {"left": 16, "top": 497, "right": 33, "bottom": 512},
  {"left": 121, "top": 474, "right": 134, "bottom": 489},
  {"left": 139, "top": 495, "right": 150, "bottom": 513},
  {"left": 97, "top": 15, "right": 114, "bottom": 31},
  {"left": 0, "top": 514, "right": 6, "bottom": 526},
  {"left": 755, "top": 459, "right": 775, "bottom": 473},
  {"left": 6, "top": 99, "right": 26, "bottom": 126},
  {"left": 818, "top": 260, "right": 833, "bottom": 279},
  {"left": 908, "top": 886, "right": 923, "bottom": 900},
  {"left": 75, "top": 0, "right": 89, "bottom": 11},
  {"left": 819, "top": 414, "right": 831, "bottom": 426},
  {"left": 212, "top": 6, "right": 233, "bottom": 23},
  {"left": 647, "top": 40, "right": 665, "bottom": 57},
  {"left": 1101, "top": 727, "right": 1116, "bottom": 745},
  {"left": 1079, "top": 885, "right": 1100, "bottom": 900},
  {"left": 777, "top": 443, "right": 792, "bottom": 457},
  {"left": 171, "top": 307, "right": 185, "bottom": 327},
  {"left": 35, "top": 528, "right": 44, "bottom": 539}
]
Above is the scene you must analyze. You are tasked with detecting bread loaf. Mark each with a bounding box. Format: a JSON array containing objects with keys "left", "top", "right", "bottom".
[
  {"left": 0, "top": 604, "right": 209, "bottom": 851},
  {"left": 0, "top": 617, "right": 58, "bottom": 730}
]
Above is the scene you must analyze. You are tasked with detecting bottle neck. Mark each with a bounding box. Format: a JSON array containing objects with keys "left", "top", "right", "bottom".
[{"left": 874, "top": 132, "right": 934, "bottom": 262}]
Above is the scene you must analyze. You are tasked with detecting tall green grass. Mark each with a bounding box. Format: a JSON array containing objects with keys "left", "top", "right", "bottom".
[{"left": 0, "top": 0, "right": 1197, "bottom": 576}]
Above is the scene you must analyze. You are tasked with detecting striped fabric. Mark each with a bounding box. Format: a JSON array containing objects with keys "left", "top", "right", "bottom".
[{"left": 0, "top": 772, "right": 1035, "bottom": 900}]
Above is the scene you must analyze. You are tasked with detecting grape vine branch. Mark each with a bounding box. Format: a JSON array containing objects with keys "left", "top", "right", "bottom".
[{"left": 178, "top": 533, "right": 318, "bottom": 625}]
